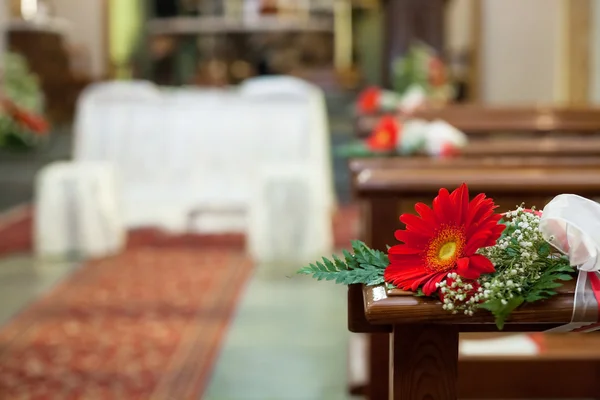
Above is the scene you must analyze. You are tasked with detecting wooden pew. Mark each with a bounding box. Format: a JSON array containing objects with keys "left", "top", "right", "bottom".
[
  {"left": 350, "top": 161, "right": 600, "bottom": 399},
  {"left": 355, "top": 105, "right": 600, "bottom": 138},
  {"left": 362, "top": 281, "right": 600, "bottom": 400}
]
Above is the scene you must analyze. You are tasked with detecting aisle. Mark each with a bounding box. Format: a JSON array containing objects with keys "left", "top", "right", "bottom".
[{"left": 204, "top": 270, "right": 351, "bottom": 400}]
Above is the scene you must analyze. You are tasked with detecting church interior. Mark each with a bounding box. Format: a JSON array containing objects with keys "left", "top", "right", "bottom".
[{"left": 2, "top": 0, "right": 600, "bottom": 399}]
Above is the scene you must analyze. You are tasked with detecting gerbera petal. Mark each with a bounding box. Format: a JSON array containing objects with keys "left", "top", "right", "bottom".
[
  {"left": 384, "top": 264, "right": 439, "bottom": 293},
  {"left": 464, "top": 229, "right": 493, "bottom": 255},
  {"left": 388, "top": 244, "right": 422, "bottom": 255},
  {"left": 468, "top": 254, "right": 496, "bottom": 275},
  {"left": 449, "top": 183, "right": 469, "bottom": 225},
  {"left": 466, "top": 202, "right": 500, "bottom": 237},
  {"left": 400, "top": 213, "right": 434, "bottom": 236},
  {"left": 481, "top": 224, "right": 506, "bottom": 247},
  {"left": 394, "top": 229, "right": 429, "bottom": 248},
  {"left": 456, "top": 257, "right": 480, "bottom": 280},
  {"left": 422, "top": 272, "right": 447, "bottom": 296},
  {"left": 414, "top": 202, "right": 438, "bottom": 225},
  {"left": 387, "top": 253, "right": 422, "bottom": 265},
  {"left": 433, "top": 188, "right": 453, "bottom": 225},
  {"left": 466, "top": 194, "right": 492, "bottom": 227}
]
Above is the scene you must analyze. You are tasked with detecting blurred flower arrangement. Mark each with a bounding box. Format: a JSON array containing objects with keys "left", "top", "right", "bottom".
[
  {"left": 338, "top": 115, "right": 468, "bottom": 158},
  {"left": 356, "top": 42, "right": 453, "bottom": 116},
  {"left": 298, "top": 184, "right": 576, "bottom": 329},
  {"left": 0, "top": 52, "right": 49, "bottom": 151}
]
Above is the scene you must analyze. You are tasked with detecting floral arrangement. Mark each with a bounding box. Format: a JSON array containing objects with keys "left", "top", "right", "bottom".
[
  {"left": 338, "top": 115, "right": 467, "bottom": 158},
  {"left": 392, "top": 42, "right": 453, "bottom": 106},
  {"left": 356, "top": 43, "right": 453, "bottom": 115},
  {"left": 0, "top": 52, "right": 49, "bottom": 151},
  {"left": 298, "top": 184, "right": 575, "bottom": 329}
]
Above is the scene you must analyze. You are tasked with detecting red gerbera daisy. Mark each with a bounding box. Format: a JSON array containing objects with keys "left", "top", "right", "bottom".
[
  {"left": 357, "top": 87, "right": 381, "bottom": 114},
  {"left": 366, "top": 115, "right": 401, "bottom": 152},
  {"left": 384, "top": 183, "right": 505, "bottom": 295}
]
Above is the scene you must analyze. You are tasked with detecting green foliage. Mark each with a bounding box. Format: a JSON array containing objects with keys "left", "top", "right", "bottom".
[
  {"left": 0, "top": 52, "right": 46, "bottom": 150},
  {"left": 334, "top": 142, "right": 382, "bottom": 158},
  {"left": 392, "top": 42, "right": 431, "bottom": 95},
  {"left": 479, "top": 296, "right": 524, "bottom": 330},
  {"left": 297, "top": 240, "right": 388, "bottom": 286},
  {"left": 525, "top": 257, "right": 574, "bottom": 303},
  {"left": 480, "top": 256, "right": 574, "bottom": 329},
  {"left": 477, "top": 208, "right": 576, "bottom": 329}
]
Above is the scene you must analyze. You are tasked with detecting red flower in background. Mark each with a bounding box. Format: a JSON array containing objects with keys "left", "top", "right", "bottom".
[
  {"left": 428, "top": 57, "right": 447, "bottom": 87},
  {"left": 357, "top": 87, "right": 381, "bottom": 113},
  {"left": 439, "top": 142, "right": 461, "bottom": 158},
  {"left": 0, "top": 97, "right": 49, "bottom": 135},
  {"left": 366, "top": 116, "right": 400, "bottom": 152},
  {"left": 384, "top": 184, "right": 505, "bottom": 295}
]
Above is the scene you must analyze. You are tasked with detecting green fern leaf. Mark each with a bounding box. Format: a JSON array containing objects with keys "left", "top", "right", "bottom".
[{"left": 297, "top": 242, "right": 388, "bottom": 286}]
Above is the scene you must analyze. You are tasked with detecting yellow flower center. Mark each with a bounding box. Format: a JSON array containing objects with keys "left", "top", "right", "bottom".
[
  {"left": 438, "top": 242, "right": 457, "bottom": 260},
  {"left": 425, "top": 225, "right": 465, "bottom": 272}
]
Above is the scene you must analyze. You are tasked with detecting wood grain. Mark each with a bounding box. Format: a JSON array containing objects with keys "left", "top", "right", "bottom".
[
  {"left": 391, "top": 324, "right": 459, "bottom": 400},
  {"left": 363, "top": 196, "right": 398, "bottom": 400},
  {"left": 365, "top": 281, "right": 575, "bottom": 326},
  {"left": 355, "top": 167, "right": 600, "bottom": 195},
  {"left": 355, "top": 105, "right": 600, "bottom": 138},
  {"left": 349, "top": 154, "right": 600, "bottom": 173},
  {"left": 459, "top": 359, "right": 600, "bottom": 399}
]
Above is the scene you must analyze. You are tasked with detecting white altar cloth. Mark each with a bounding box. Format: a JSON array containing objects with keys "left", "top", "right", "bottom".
[{"left": 72, "top": 78, "right": 335, "bottom": 244}]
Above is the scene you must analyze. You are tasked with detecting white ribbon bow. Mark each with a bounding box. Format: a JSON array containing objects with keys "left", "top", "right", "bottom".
[{"left": 539, "top": 194, "right": 600, "bottom": 332}]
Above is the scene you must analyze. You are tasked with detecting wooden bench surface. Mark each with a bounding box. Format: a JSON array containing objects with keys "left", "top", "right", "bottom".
[
  {"left": 363, "top": 281, "right": 575, "bottom": 328},
  {"left": 356, "top": 105, "right": 600, "bottom": 137},
  {"left": 349, "top": 155, "right": 600, "bottom": 174},
  {"left": 354, "top": 166, "right": 600, "bottom": 195}
]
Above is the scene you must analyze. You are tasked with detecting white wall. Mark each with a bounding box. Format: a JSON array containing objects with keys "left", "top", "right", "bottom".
[
  {"left": 51, "top": 0, "right": 105, "bottom": 78},
  {"left": 481, "top": 0, "right": 562, "bottom": 105}
]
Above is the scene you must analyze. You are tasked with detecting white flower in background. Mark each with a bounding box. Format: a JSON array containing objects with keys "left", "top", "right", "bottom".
[
  {"left": 398, "top": 84, "right": 427, "bottom": 114},
  {"left": 397, "top": 119, "right": 428, "bottom": 155},
  {"left": 423, "top": 120, "right": 468, "bottom": 157}
]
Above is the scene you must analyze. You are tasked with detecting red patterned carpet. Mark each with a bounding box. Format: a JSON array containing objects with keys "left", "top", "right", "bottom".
[
  {"left": 0, "top": 247, "right": 252, "bottom": 399},
  {"left": 0, "top": 204, "right": 359, "bottom": 399}
]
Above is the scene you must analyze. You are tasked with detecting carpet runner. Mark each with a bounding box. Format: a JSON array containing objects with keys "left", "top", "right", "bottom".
[
  {"left": 0, "top": 247, "right": 252, "bottom": 399},
  {"left": 0, "top": 204, "right": 359, "bottom": 399}
]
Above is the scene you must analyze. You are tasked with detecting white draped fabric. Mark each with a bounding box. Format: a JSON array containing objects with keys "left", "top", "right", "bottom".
[
  {"left": 540, "top": 194, "right": 600, "bottom": 332},
  {"left": 72, "top": 78, "right": 335, "bottom": 251},
  {"left": 35, "top": 162, "right": 126, "bottom": 259}
]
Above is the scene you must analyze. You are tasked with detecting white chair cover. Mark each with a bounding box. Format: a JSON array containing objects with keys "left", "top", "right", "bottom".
[
  {"left": 73, "top": 80, "right": 162, "bottom": 162},
  {"left": 34, "top": 162, "right": 125, "bottom": 259},
  {"left": 248, "top": 164, "right": 333, "bottom": 267},
  {"left": 239, "top": 76, "right": 336, "bottom": 213}
]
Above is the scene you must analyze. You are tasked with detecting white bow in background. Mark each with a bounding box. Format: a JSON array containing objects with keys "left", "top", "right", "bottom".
[{"left": 539, "top": 194, "right": 600, "bottom": 332}]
